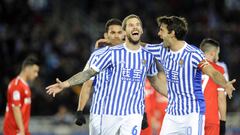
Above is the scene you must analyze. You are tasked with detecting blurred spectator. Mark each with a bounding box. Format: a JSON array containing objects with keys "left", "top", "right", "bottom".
[{"left": 52, "top": 105, "right": 74, "bottom": 125}]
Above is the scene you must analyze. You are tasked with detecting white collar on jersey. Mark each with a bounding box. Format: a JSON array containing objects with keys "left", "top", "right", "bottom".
[
  {"left": 169, "top": 41, "right": 187, "bottom": 54},
  {"left": 123, "top": 43, "right": 142, "bottom": 53}
]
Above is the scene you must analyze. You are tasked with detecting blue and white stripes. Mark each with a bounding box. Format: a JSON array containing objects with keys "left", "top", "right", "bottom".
[
  {"left": 85, "top": 46, "right": 111, "bottom": 114},
  {"left": 91, "top": 43, "right": 157, "bottom": 115},
  {"left": 146, "top": 42, "right": 206, "bottom": 116}
]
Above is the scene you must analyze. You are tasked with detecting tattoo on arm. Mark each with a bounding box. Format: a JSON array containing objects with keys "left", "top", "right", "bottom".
[
  {"left": 154, "top": 58, "right": 164, "bottom": 72},
  {"left": 212, "top": 70, "right": 227, "bottom": 87},
  {"left": 67, "top": 68, "right": 97, "bottom": 87}
]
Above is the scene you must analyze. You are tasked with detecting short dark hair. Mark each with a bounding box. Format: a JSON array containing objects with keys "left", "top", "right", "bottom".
[
  {"left": 157, "top": 16, "right": 188, "bottom": 40},
  {"left": 105, "top": 18, "right": 122, "bottom": 32},
  {"left": 200, "top": 38, "right": 220, "bottom": 53},
  {"left": 22, "top": 55, "right": 40, "bottom": 69},
  {"left": 122, "top": 14, "right": 142, "bottom": 30}
]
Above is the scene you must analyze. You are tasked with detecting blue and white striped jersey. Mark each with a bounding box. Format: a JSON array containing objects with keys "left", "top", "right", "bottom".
[
  {"left": 146, "top": 42, "right": 206, "bottom": 115},
  {"left": 91, "top": 43, "right": 158, "bottom": 115},
  {"left": 84, "top": 46, "right": 112, "bottom": 115}
]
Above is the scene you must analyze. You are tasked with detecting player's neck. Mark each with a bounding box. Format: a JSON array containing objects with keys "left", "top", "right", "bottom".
[
  {"left": 125, "top": 40, "right": 141, "bottom": 50},
  {"left": 19, "top": 72, "right": 28, "bottom": 82},
  {"left": 169, "top": 40, "right": 185, "bottom": 52}
]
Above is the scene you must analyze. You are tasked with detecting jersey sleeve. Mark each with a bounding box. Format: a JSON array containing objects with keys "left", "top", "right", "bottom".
[
  {"left": 86, "top": 47, "right": 110, "bottom": 80},
  {"left": 85, "top": 61, "right": 95, "bottom": 81},
  {"left": 147, "top": 57, "right": 158, "bottom": 76},
  {"left": 191, "top": 49, "right": 208, "bottom": 69},
  {"left": 8, "top": 85, "right": 22, "bottom": 107},
  {"left": 85, "top": 56, "right": 95, "bottom": 80},
  {"left": 90, "top": 49, "right": 112, "bottom": 72},
  {"left": 145, "top": 43, "right": 164, "bottom": 65}
]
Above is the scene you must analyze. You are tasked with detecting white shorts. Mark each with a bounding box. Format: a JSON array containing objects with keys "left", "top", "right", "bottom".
[
  {"left": 89, "top": 113, "right": 143, "bottom": 135},
  {"left": 89, "top": 113, "right": 102, "bottom": 135},
  {"left": 160, "top": 112, "right": 205, "bottom": 135}
]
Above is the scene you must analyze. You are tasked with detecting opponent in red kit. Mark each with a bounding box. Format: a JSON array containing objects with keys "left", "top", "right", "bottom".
[
  {"left": 141, "top": 77, "right": 168, "bottom": 135},
  {"left": 200, "top": 38, "right": 227, "bottom": 135},
  {"left": 3, "top": 55, "right": 40, "bottom": 135}
]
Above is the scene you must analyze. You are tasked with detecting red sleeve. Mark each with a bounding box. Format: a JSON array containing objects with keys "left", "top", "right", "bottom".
[
  {"left": 8, "top": 84, "right": 22, "bottom": 107},
  {"left": 213, "top": 63, "right": 225, "bottom": 92}
]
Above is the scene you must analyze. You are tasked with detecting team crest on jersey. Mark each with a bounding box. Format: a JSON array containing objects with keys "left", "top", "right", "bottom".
[
  {"left": 179, "top": 59, "right": 184, "bottom": 67},
  {"left": 141, "top": 59, "right": 146, "bottom": 66},
  {"left": 13, "top": 90, "right": 20, "bottom": 100}
]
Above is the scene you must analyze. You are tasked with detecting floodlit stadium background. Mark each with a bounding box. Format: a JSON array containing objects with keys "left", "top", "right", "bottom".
[{"left": 0, "top": 0, "right": 239, "bottom": 134}]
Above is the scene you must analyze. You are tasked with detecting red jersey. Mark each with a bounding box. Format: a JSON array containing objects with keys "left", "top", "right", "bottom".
[
  {"left": 141, "top": 79, "right": 168, "bottom": 135},
  {"left": 141, "top": 79, "right": 155, "bottom": 135},
  {"left": 202, "top": 61, "right": 224, "bottom": 125},
  {"left": 153, "top": 89, "right": 168, "bottom": 134},
  {"left": 3, "top": 77, "right": 31, "bottom": 135}
]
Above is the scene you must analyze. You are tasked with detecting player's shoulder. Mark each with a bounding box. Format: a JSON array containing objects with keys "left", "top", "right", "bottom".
[
  {"left": 145, "top": 42, "right": 164, "bottom": 49},
  {"left": 92, "top": 46, "right": 110, "bottom": 56},
  {"left": 185, "top": 43, "right": 204, "bottom": 55},
  {"left": 111, "top": 43, "right": 124, "bottom": 50},
  {"left": 8, "top": 77, "right": 25, "bottom": 91},
  {"left": 185, "top": 43, "right": 200, "bottom": 52},
  {"left": 9, "top": 77, "right": 20, "bottom": 87},
  {"left": 142, "top": 46, "right": 155, "bottom": 55}
]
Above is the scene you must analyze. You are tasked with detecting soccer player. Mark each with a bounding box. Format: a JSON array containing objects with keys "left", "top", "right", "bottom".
[
  {"left": 146, "top": 16, "right": 236, "bottom": 135},
  {"left": 75, "top": 18, "right": 125, "bottom": 135},
  {"left": 46, "top": 14, "right": 168, "bottom": 135},
  {"left": 200, "top": 38, "right": 227, "bottom": 135},
  {"left": 3, "top": 55, "right": 40, "bottom": 135},
  {"left": 140, "top": 77, "right": 168, "bottom": 135}
]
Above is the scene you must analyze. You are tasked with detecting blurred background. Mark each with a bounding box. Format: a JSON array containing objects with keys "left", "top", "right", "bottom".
[{"left": 0, "top": 0, "right": 239, "bottom": 134}]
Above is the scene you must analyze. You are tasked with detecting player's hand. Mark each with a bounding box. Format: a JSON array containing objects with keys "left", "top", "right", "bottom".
[
  {"left": 17, "top": 130, "right": 25, "bottom": 135},
  {"left": 75, "top": 111, "right": 86, "bottom": 126},
  {"left": 46, "top": 78, "right": 70, "bottom": 97},
  {"left": 141, "top": 112, "right": 149, "bottom": 130},
  {"left": 95, "top": 38, "right": 110, "bottom": 48},
  {"left": 223, "top": 79, "right": 236, "bottom": 99}
]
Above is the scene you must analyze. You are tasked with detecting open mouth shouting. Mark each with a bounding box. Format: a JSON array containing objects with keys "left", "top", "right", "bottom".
[{"left": 131, "top": 30, "right": 139, "bottom": 37}]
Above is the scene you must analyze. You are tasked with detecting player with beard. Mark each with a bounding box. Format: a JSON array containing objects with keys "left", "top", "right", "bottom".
[
  {"left": 200, "top": 38, "right": 227, "bottom": 135},
  {"left": 46, "top": 14, "right": 168, "bottom": 135},
  {"left": 146, "top": 16, "right": 236, "bottom": 135},
  {"left": 3, "top": 55, "right": 40, "bottom": 135}
]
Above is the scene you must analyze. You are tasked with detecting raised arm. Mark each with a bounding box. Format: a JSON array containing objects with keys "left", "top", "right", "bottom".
[
  {"left": 202, "top": 64, "right": 236, "bottom": 99},
  {"left": 46, "top": 68, "right": 97, "bottom": 97}
]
